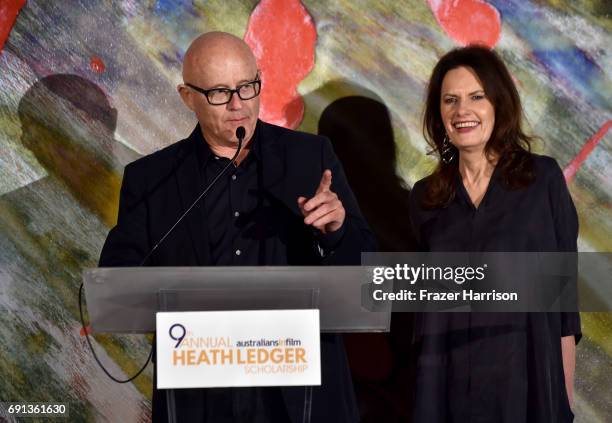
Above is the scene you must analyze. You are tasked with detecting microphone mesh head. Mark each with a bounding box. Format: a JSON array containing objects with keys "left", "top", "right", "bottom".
[{"left": 236, "top": 126, "right": 246, "bottom": 140}]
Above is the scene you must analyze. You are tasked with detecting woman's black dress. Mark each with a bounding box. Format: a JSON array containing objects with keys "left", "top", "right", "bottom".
[{"left": 408, "top": 154, "right": 581, "bottom": 422}]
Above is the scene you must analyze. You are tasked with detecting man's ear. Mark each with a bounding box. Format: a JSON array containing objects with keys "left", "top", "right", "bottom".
[{"left": 177, "top": 84, "right": 195, "bottom": 111}]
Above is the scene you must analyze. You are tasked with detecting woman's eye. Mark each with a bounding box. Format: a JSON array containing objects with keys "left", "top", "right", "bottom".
[
  {"left": 444, "top": 97, "right": 456, "bottom": 104},
  {"left": 472, "top": 94, "right": 484, "bottom": 100}
]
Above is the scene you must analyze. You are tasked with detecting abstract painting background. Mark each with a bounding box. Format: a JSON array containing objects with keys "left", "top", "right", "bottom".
[{"left": 0, "top": 1, "right": 610, "bottom": 421}]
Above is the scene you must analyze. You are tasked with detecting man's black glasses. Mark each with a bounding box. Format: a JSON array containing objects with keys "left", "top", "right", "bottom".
[{"left": 185, "top": 75, "right": 261, "bottom": 106}]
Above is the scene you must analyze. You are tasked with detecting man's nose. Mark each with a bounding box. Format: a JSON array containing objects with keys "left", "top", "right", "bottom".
[{"left": 227, "top": 92, "right": 243, "bottom": 110}]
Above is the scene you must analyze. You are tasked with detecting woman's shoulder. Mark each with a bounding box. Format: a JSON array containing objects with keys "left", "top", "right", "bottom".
[
  {"left": 408, "top": 174, "right": 441, "bottom": 225},
  {"left": 410, "top": 175, "right": 432, "bottom": 204},
  {"left": 529, "top": 153, "right": 566, "bottom": 183},
  {"left": 531, "top": 153, "right": 561, "bottom": 170}
]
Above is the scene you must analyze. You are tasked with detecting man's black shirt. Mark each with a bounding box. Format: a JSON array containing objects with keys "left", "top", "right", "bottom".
[
  {"left": 196, "top": 126, "right": 343, "bottom": 265},
  {"left": 197, "top": 127, "right": 264, "bottom": 265}
]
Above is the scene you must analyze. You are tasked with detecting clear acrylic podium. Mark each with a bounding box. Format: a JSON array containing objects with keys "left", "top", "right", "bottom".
[{"left": 83, "top": 266, "right": 391, "bottom": 423}]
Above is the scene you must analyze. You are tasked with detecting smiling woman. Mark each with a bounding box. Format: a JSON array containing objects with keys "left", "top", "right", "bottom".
[{"left": 408, "top": 46, "right": 581, "bottom": 422}]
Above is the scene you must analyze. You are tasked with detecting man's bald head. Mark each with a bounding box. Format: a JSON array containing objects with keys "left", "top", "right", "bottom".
[
  {"left": 182, "top": 32, "right": 257, "bottom": 84},
  {"left": 178, "top": 32, "right": 261, "bottom": 151}
]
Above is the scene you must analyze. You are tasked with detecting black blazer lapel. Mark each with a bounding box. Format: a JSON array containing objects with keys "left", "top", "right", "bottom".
[
  {"left": 173, "top": 127, "right": 210, "bottom": 265},
  {"left": 258, "top": 121, "right": 304, "bottom": 218}
]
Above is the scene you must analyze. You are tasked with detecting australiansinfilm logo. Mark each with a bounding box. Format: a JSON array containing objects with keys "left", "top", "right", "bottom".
[
  {"left": 168, "top": 323, "right": 309, "bottom": 374},
  {"left": 370, "top": 263, "right": 519, "bottom": 303}
]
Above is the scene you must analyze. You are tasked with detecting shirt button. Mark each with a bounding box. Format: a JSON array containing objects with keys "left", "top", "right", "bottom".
[
  {"left": 231, "top": 174, "right": 237, "bottom": 181},
  {"left": 235, "top": 249, "right": 241, "bottom": 256},
  {"left": 234, "top": 211, "right": 240, "bottom": 217},
  {"left": 214, "top": 156, "right": 220, "bottom": 160}
]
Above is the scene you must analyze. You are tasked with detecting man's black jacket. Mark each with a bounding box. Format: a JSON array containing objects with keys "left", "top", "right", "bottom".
[{"left": 99, "top": 120, "right": 377, "bottom": 422}]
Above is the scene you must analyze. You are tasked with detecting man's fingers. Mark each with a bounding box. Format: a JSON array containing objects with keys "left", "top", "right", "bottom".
[
  {"left": 303, "top": 191, "right": 336, "bottom": 212},
  {"left": 315, "top": 169, "right": 333, "bottom": 194},
  {"left": 303, "top": 201, "right": 337, "bottom": 225},
  {"left": 310, "top": 208, "right": 344, "bottom": 232},
  {"left": 299, "top": 170, "right": 333, "bottom": 214},
  {"left": 297, "top": 196, "right": 307, "bottom": 214}
]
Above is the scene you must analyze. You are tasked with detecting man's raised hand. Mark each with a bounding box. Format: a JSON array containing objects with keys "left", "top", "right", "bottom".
[{"left": 297, "top": 169, "right": 345, "bottom": 234}]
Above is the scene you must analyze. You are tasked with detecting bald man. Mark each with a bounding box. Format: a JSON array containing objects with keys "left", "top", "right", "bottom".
[{"left": 100, "top": 32, "right": 376, "bottom": 422}]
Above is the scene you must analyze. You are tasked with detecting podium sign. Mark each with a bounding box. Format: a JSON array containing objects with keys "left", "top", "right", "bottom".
[{"left": 156, "top": 309, "right": 321, "bottom": 389}]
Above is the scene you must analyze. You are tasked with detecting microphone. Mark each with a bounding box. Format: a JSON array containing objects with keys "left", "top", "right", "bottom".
[
  {"left": 139, "top": 126, "right": 246, "bottom": 266},
  {"left": 79, "top": 126, "right": 247, "bottom": 383},
  {"left": 236, "top": 125, "right": 246, "bottom": 141}
]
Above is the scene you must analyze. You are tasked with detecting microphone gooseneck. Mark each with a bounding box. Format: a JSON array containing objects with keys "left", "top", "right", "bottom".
[{"left": 80, "top": 126, "right": 247, "bottom": 383}]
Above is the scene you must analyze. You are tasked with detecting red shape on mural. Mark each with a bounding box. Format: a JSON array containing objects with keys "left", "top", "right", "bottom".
[
  {"left": 244, "top": 0, "right": 316, "bottom": 129},
  {"left": 79, "top": 324, "right": 92, "bottom": 336},
  {"left": 428, "top": 0, "right": 501, "bottom": 48},
  {"left": 90, "top": 55, "right": 106, "bottom": 74},
  {"left": 564, "top": 120, "right": 612, "bottom": 183},
  {"left": 0, "top": 0, "right": 26, "bottom": 53}
]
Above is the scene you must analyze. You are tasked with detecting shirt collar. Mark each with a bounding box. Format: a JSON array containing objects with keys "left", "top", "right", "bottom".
[
  {"left": 453, "top": 163, "right": 501, "bottom": 208},
  {"left": 195, "top": 121, "right": 262, "bottom": 168}
]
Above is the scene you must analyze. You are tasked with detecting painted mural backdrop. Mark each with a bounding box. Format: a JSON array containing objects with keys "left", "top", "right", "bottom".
[{"left": 0, "top": 0, "right": 610, "bottom": 421}]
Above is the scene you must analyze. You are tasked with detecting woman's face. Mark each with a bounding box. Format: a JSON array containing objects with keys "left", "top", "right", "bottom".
[{"left": 440, "top": 66, "right": 495, "bottom": 154}]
